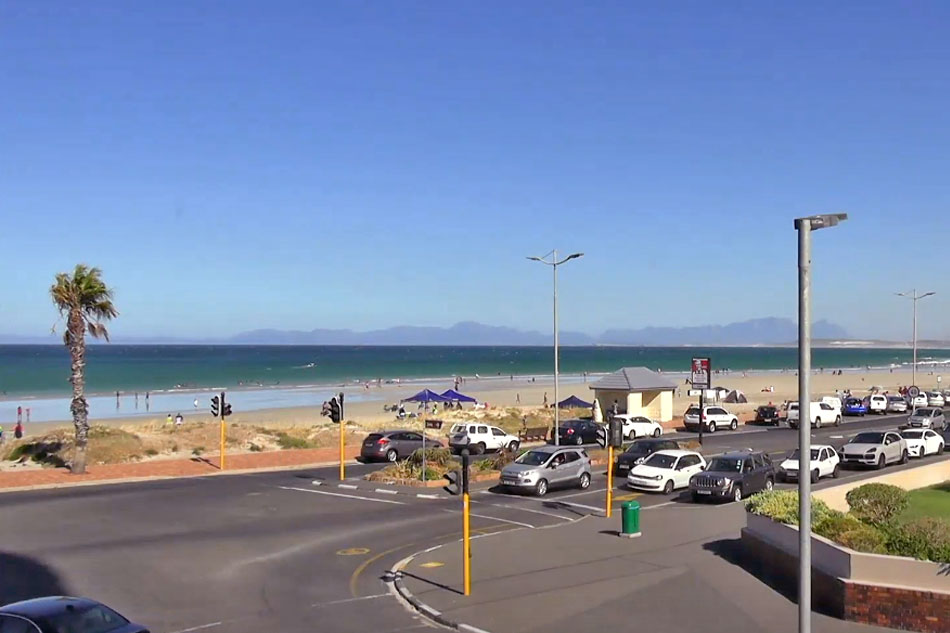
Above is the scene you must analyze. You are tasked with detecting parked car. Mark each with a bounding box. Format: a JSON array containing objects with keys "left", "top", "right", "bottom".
[
  {"left": 907, "top": 407, "right": 945, "bottom": 429},
  {"left": 627, "top": 450, "right": 706, "bottom": 494},
  {"left": 557, "top": 419, "right": 602, "bottom": 445},
  {"left": 842, "top": 398, "right": 868, "bottom": 416},
  {"left": 360, "top": 430, "right": 443, "bottom": 462},
  {"left": 683, "top": 405, "right": 739, "bottom": 433},
  {"left": 900, "top": 429, "right": 945, "bottom": 458},
  {"left": 448, "top": 423, "right": 519, "bottom": 454},
  {"left": 753, "top": 405, "right": 781, "bottom": 426},
  {"left": 498, "top": 445, "right": 591, "bottom": 496},
  {"left": 908, "top": 393, "right": 929, "bottom": 409},
  {"left": 688, "top": 451, "right": 775, "bottom": 503},
  {"left": 788, "top": 401, "right": 841, "bottom": 429},
  {"left": 840, "top": 431, "right": 908, "bottom": 469},
  {"left": 777, "top": 445, "right": 840, "bottom": 482},
  {"left": 820, "top": 396, "right": 843, "bottom": 410},
  {"left": 927, "top": 392, "right": 945, "bottom": 407},
  {"left": 0, "top": 597, "right": 149, "bottom": 633},
  {"left": 866, "top": 394, "right": 888, "bottom": 414},
  {"left": 609, "top": 414, "right": 663, "bottom": 440},
  {"left": 614, "top": 438, "right": 680, "bottom": 473},
  {"left": 886, "top": 395, "right": 908, "bottom": 413}
]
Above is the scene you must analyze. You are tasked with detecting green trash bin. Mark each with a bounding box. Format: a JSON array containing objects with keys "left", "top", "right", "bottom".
[{"left": 621, "top": 500, "right": 641, "bottom": 538}]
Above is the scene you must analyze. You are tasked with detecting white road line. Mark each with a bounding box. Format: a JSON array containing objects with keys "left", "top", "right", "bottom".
[
  {"left": 548, "top": 500, "right": 603, "bottom": 513},
  {"left": 549, "top": 487, "right": 607, "bottom": 500},
  {"left": 829, "top": 435, "right": 844, "bottom": 439},
  {"left": 640, "top": 500, "right": 677, "bottom": 510},
  {"left": 483, "top": 503, "right": 574, "bottom": 521},
  {"left": 167, "top": 622, "right": 223, "bottom": 633},
  {"left": 416, "top": 493, "right": 441, "bottom": 499},
  {"left": 311, "top": 480, "right": 324, "bottom": 486},
  {"left": 277, "top": 486, "right": 405, "bottom": 505},
  {"left": 311, "top": 593, "right": 388, "bottom": 607},
  {"left": 338, "top": 484, "right": 359, "bottom": 490},
  {"left": 444, "top": 508, "right": 534, "bottom": 528},
  {"left": 375, "top": 488, "right": 399, "bottom": 495}
]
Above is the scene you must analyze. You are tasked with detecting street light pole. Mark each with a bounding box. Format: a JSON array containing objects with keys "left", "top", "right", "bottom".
[
  {"left": 794, "top": 213, "right": 847, "bottom": 633},
  {"left": 895, "top": 289, "right": 936, "bottom": 387},
  {"left": 528, "top": 250, "right": 584, "bottom": 447}
]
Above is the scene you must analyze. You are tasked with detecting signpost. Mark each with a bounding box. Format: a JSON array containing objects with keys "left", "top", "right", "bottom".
[
  {"left": 422, "top": 419, "right": 444, "bottom": 483},
  {"left": 691, "top": 358, "right": 711, "bottom": 446}
]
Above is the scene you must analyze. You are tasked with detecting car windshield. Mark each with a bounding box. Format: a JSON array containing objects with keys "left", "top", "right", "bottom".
[
  {"left": 845, "top": 399, "right": 862, "bottom": 405},
  {"left": 685, "top": 407, "right": 699, "bottom": 416},
  {"left": 624, "top": 442, "right": 654, "bottom": 455},
  {"left": 902, "top": 431, "right": 923, "bottom": 439},
  {"left": 913, "top": 409, "right": 936, "bottom": 417},
  {"left": 706, "top": 457, "right": 743, "bottom": 472},
  {"left": 42, "top": 605, "right": 130, "bottom": 633},
  {"left": 790, "top": 449, "right": 820, "bottom": 460},
  {"left": 643, "top": 453, "right": 676, "bottom": 469},
  {"left": 514, "top": 451, "right": 550, "bottom": 466},
  {"left": 852, "top": 432, "right": 884, "bottom": 444},
  {"left": 560, "top": 421, "right": 582, "bottom": 428},
  {"left": 758, "top": 407, "right": 775, "bottom": 414},
  {"left": 887, "top": 397, "right": 903, "bottom": 402}
]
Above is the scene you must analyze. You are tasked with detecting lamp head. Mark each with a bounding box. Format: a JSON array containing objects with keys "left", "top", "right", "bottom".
[{"left": 794, "top": 213, "right": 848, "bottom": 231}]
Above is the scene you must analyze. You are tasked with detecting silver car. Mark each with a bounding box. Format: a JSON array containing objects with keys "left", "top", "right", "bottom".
[
  {"left": 499, "top": 445, "right": 592, "bottom": 496},
  {"left": 886, "top": 396, "right": 908, "bottom": 413},
  {"left": 907, "top": 408, "right": 945, "bottom": 429},
  {"left": 840, "top": 431, "right": 908, "bottom": 469}
]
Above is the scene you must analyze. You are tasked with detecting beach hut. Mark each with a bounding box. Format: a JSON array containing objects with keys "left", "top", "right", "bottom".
[
  {"left": 589, "top": 367, "right": 676, "bottom": 422},
  {"left": 557, "top": 395, "right": 593, "bottom": 409},
  {"left": 723, "top": 389, "right": 748, "bottom": 404}
]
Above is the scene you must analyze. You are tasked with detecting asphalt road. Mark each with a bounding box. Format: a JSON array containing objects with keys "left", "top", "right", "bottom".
[{"left": 0, "top": 411, "right": 945, "bottom": 633}]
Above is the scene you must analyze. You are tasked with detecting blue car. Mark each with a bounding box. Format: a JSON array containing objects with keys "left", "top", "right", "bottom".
[{"left": 843, "top": 398, "right": 867, "bottom": 417}]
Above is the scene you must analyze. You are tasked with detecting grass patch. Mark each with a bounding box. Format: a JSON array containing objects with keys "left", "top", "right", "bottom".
[
  {"left": 275, "top": 432, "right": 312, "bottom": 450},
  {"left": 900, "top": 482, "right": 950, "bottom": 522},
  {"left": 144, "top": 448, "right": 159, "bottom": 457}
]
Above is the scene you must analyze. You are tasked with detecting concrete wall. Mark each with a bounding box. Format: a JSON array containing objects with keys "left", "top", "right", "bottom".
[
  {"left": 814, "top": 459, "right": 950, "bottom": 511},
  {"left": 591, "top": 388, "right": 674, "bottom": 422}
]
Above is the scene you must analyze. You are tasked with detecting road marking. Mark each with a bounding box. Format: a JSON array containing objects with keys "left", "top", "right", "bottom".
[
  {"left": 311, "top": 480, "right": 324, "bottom": 486},
  {"left": 337, "top": 547, "right": 370, "bottom": 556},
  {"left": 375, "top": 488, "right": 399, "bottom": 495},
  {"left": 547, "top": 500, "right": 603, "bottom": 513},
  {"left": 641, "top": 500, "right": 677, "bottom": 510},
  {"left": 482, "top": 503, "right": 574, "bottom": 521},
  {"left": 548, "top": 487, "right": 606, "bottom": 499},
  {"left": 445, "top": 508, "right": 534, "bottom": 528},
  {"left": 613, "top": 492, "right": 641, "bottom": 502},
  {"left": 419, "top": 561, "right": 444, "bottom": 568},
  {"left": 830, "top": 435, "right": 844, "bottom": 439},
  {"left": 168, "top": 623, "right": 223, "bottom": 633},
  {"left": 312, "top": 593, "right": 388, "bottom": 607},
  {"left": 458, "top": 625, "right": 493, "bottom": 633},
  {"left": 277, "top": 486, "right": 405, "bottom": 505},
  {"left": 338, "top": 484, "right": 359, "bottom": 490},
  {"left": 416, "top": 493, "right": 441, "bottom": 499}
]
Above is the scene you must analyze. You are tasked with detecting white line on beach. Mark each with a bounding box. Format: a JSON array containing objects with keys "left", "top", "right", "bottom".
[
  {"left": 167, "top": 622, "right": 223, "bottom": 633},
  {"left": 444, "top": 508, "right": 534, "bottom": 528},
  {"left": 277, "top": 486, "right": 405, "bottom": 505}
]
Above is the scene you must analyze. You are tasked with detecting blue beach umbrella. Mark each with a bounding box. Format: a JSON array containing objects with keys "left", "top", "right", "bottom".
[
  {"left": 440, "top": 389, "right": 477, "bottom": 403},
  {"left": 557, "top": 395, "right": 593, "bottom": 409},
  {"left": 402, "top": 389, "right": 450, "bottom": 404}
]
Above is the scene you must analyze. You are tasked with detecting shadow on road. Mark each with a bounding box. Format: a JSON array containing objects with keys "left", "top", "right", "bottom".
[
  {"left": 397, "top": 571, "right": 464, "bottom": 596},
  {"left": 0, "top": 551, "right": 71, "bottom": 605}
]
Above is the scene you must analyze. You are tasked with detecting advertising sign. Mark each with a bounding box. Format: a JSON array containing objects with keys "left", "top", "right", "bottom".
[{"left": 691, "top": 357, "right": 711, "bottom": 389}]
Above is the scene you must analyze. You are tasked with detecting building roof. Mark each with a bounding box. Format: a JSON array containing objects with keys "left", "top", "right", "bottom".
[{"left": 589, "top": 367, "right": 677, "bottom": 392}]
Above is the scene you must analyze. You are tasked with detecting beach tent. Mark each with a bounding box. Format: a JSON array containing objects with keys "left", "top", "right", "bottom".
[
  {"left": 723, "top": 389, "right": 748, "bottom": 404},
  {"left": 557, "top": 395, "right": 593, "bottom": 409},
  {"left": 440, "top": 389, "right": 477, "bottom": 403},
  {"left": 402, "top": 389, "right": 450, "bottom": 404}
]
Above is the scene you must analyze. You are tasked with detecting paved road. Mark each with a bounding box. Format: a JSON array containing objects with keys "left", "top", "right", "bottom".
[{"left": 0, "top": 411, "right": 943, "bottom": 632}]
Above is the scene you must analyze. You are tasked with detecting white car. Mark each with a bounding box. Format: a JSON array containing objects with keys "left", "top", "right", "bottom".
[
  {"left": 448, "top": 423, "right": 520, "bottom": 455},
  {"left": 683, "top": 405, "right": 739, "bottom": 433},
  {"left": 866, "top": 394, "right": 888, "bottom": 414},
  {"left": 927, "top": 392, "right": 945, "bottom": 407},
  {"left": 900, "top": 429, "right": 945, "bottom": 458},
  {"left": 610, "top": 414, "right": 663, "bottom": 440},
  {"left": 778, "top": 444, "right": 840, "bottom": 482},
  {"left": 909, "top": 394, "right": 929, "bottom": 409},
  {"left": 886, "top": 396, "right": 908, "bottom": 413},
  {"left": 787, "top": 401, "right": 841, "bottom": 429},
  {"left": 627, "top": 450, "right": 706, "bottom": 494}
]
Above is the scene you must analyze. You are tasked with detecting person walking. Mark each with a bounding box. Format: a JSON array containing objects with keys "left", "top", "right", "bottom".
[
  {"left": 543, "top": 392, "right": 548, "bottom": 407},
  {"left": 166, "top": 413, "right": 173, "bottom": 426}
]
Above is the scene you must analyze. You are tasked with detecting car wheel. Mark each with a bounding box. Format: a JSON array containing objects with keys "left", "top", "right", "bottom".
[
  {"left": 386, "top": 449, "right": 398, "bottom": 462},
  {"left": 900, "top": 449, "right": 908, "bottom": 464},
  {"left": 578, "top": 472, "right": 591, "bottom": 490},
  {"left": 535, "top": 478, "right": 549, "bottom": 497},
  {"left": 708, "top": 421, "right": 717, "bottom": 433},
  {"left": 626, "top": 430, "right": 636, "bottom": 441},
  {"left": 507, "top": 441, "right": 520, "bottom": 453},
  {"left": 764, "top": 477, "right": 774, "bottom": 491},
  {"left": 877, "top": 454, "right": 886, "bottom": 469},
  {"left": 476, "top": 442, "right": 487, "bottom": 455},
  {"left": 938, "top": 442, "right": 945, "bottom": 455},
  {"left": 832, "top": 464, "right": 840, "bottom": 478},
  {"left": 730, "top": 419, "right": 738, "bottom": 431},
  {"left": 652, "top": 427, "right": 661, "bottom": 438},
  {"left": 574, "top": 435, "right": 584, "bottom": 446},
  {"left": 835, "top": 416, "right": 841, "bottom": 427},
  {"left": 815, "top": 418, "right": 822, "bottom": 429},
  {"left": 732, "top": 486, "right": 743, "bottom": 502},
  {"left": 811, "top": 469, "right": 820, "bottom": 483},
  {"left": 663, "top": 479, "right": 674, "bottom": 495}
]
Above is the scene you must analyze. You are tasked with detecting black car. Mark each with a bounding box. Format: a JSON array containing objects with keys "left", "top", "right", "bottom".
[
  {"left": 615, "top": 438, "right": 680, "bottom": 473},
  {"left": 688, "top": 450, "right": 775, "bottom": 503},
  {"left": 557, "top": 419, "right": 601, "bottom": 445},
  {"left": 360, "top": 430, "right": 443, "bottom": 462},
  {"left": 0, "top": 597, "right": 148, "bottom": 633},
  {"left": 754, "top": 405, "right": 781, "bottom": 426}
]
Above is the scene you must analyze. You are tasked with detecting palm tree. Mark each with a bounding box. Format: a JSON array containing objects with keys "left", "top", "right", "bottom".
[{"left": 50, "top": 265, "right": 118, "bottom": 474}]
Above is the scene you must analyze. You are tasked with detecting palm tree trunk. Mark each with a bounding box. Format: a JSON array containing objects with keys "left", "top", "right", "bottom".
[{"left": 68, "top": 309, "right": 89, "bottom": 474}]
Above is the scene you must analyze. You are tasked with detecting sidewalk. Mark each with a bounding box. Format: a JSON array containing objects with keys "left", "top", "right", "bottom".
[
  {"left": 0, "top": 445, "right": 361, "bottom": 492},
  {"left": 397, "top": 503, "right": 892, "bottom": 633}
]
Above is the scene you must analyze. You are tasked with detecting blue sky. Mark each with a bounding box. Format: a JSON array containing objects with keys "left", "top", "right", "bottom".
[{"left": 2, "top": 1, "right": 948, "bottom": 340}]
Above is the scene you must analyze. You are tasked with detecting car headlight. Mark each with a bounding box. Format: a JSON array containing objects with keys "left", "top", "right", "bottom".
[
  {"left": 864, "top": 448, "right": 877, "bottom": 455},
  {"left": 634, "top": 457, "right": 645, "bottom": 464},
  {"left": 718, "top": 477, "right": 729, "bottom": 487}
]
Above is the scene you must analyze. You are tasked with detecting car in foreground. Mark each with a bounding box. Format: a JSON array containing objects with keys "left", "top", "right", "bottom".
[
  {"left": 683, "top": 405, "right": 739, "bottom": 433},
  {"left": 448, "top": 423, "right": 519, "bottom": 454},
  {"left": 907, "top": 407, "right": 945, "bottom": 429},
  {"left": 753, "top": 405, "right": 781, "bottom": 425},
  {"left": 360, "top": 430, "right": 443, "bottom": 462},
  {"left": 627, "top": 450, "right": 706, "bottom": 494},
  {"left": 557, "top": 419, "right": 602, "bottom": 445},
  {"left": 839, "top": 431, "right": 908, "bottom": 469},
  {"left": 0, "top": 597, "right": 148, "bottom": 633},
  {"left": 886, "top": 395, "right": 908, "bottom": 413},
  {"left": 927, "top": 391, "right": 945, "bottom": 407},
  {"left": 900, "top": 429, "right": 945, "bottom": 457},
  {"left": 689, "top": 451, "right": 775, "bottom": 503},
  {"left": 614, "top": 438, "right": 680, "bottom": 473},
  {"left": 498, "top": 445, "right": 591, "bottom": 496},
  {"left": 610, "top": 414, "right": 663, "bottom": 440},
  {"left": 777, "top": 445, "right": 840, "bottom": 482},
  {"left": 842, "top": 398, "right": 868, "bottom": 416}
]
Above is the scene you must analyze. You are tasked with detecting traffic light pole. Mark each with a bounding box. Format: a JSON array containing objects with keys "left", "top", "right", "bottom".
[
  {"left": 606, "top": 444, "right": 614, "bottom": 518},
  {"left": 219, "top": 391, "right": 226, "bottom": 471},
  {"left": 462, "top": 450, "right": 471, "bottom": 596},
  {"left": 339, "top": 392, "right": 346, "bottom": 481}
]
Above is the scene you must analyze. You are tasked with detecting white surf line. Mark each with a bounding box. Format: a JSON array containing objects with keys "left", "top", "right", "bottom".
[
  {"left": 167, "top": 622, "right": 223, "bottom": 633},
  {"left": 444, "top": 508, "right": 534, "bottom": 528},
  {"left": 311, "top": 593, "right": 388, "bottom": 608},
  {"left": 338, "top": 484, "right": 359, "bottom": 490},
  {"left": 277, "top": 486, "right": 405, "bottom": 505},
  {"left": 480, "top": 502, "right": 575, "bottom": 521}
]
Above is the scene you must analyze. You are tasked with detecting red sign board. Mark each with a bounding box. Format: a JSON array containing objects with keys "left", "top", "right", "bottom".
[{"left": 691, "top": 358, "right": 711, "bottom": 389}]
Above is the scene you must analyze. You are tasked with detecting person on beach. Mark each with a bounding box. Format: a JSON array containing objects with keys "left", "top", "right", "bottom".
[
  {"left": 516, "top": 393, "right": 520, "bottom": 404},
  {"left": 0, "top": 425, "right": 4, "bottom": 446},
  {"left": 193, "top": 398, "right": 198, "bottom": 409},
  {"left": 543, "top": 392, "right": 548, "bottom": 407},
  {"left": 175, "top": 413, "right": 183, "bottom": 427},
  {"left": 166, "top": 414, "right": 173, "bottom": 426}
]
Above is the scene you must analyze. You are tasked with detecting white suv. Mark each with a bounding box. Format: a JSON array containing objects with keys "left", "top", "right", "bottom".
[
  {"left": 448, "top": 423, "right": 520, "bottom": 455},
  {"left": 683, "top": 405, "right": 739, "bottom": 433},
  {"left": 867, "top": 394, "right": 888, "bottom": 414},
  {"left": 610, "top": 414, "right": 663, "bottom": 440},
  {"left": 788, "top": 401, "right": 842, "bottom": 429}
]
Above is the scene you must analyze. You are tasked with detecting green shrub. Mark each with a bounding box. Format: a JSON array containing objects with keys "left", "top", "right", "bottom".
[
  {"left": 884, "top": 517, "right": 950, "bottom": 563},
  {"left": 846, "top": 483, "right": 908, "bottom": 527},
  {"left": 409, "top": 447, "right": 453, "bottom": 467},
  {"left": 249, "top": 443, "right": 263, "bottom": 452},
  {"left": 837, "top": 524, "right": 888, "bottom": 554},
  {"left": 4, "top": 444, "right": 30, "bottom": 461},
  {"left": 144, "top": 448, "right": 159, "bottom": 457},
  {"left": 814, "top": 511, "right": 865, "bottom": 541},
  {"left": 275, "top": 433, "right": 311, "bottom": 450},
  {"left": 745, "top": 490, "right": 834, "bottom": 526},
  {"left": 474, "top": 449, "right": 517, "bottom": 472},
  {"left": 192, "top": 446, "right": 204, "bottom": 456}
]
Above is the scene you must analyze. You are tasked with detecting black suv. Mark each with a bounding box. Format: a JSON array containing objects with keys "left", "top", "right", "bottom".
[
  {"left": 615, "top": 438, "right": 680, "bottom": 473},
  {"left": 688, "top": 450, "right": 775, "bottom": 503},
  {"left": 754, "top": 405, "right": 781, "bottom": 426}
]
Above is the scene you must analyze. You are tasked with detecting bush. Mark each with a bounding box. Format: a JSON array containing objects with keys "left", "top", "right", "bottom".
[
  {"left": 814, "top": 511, "right": 865, "bottom": 541},
  {"left": 846, "top": 483, "right": 909, "bottom": 527},
  {"left": 144, "top": 448, "right": 159, "bottom": 457},
  {"left": 192, "top": 447, "right": 204, "bottom": 456},
  {"left": 473, "top": 449, "right": 517, "bottom": 472},
  {"left": 275, "top": 433, "right": 311, "bottom": 450},
  {"left": 884, "top": 517, "right": 950, "bottom": 563},
  {"left": 745, "top": 490, "right": 835, "bottom": 526},
  {"left": 409, "top": 447, "right": 453, "bottom": 467},
  {"left": 837, "top": 524, "right": 888, "bottom": 554},
  {"left": 249, "top": 443, "right": 263, "bottom": 452}
]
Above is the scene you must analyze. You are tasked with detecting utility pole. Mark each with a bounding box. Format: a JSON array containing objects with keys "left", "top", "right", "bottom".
[{"left": 896, "top": 289, "right": 936, "bottom": 388}]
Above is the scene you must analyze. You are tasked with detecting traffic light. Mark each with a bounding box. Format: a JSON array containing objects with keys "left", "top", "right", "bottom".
[
  {"left": 443, "top": 470, "right": 461, "bottom": 495},
  {"left": 328, "top": 397, "right": 341, "bottom": 424},
  {"left": 222, "top": 402, "right": 232, "bottom": 417},
  {"left": 211, "top": 395, "right": 220, "bottom": 417},
  {"left": 595, "top": 425, "right": 607, "bottom": 449},
  {"left": 609, "top": 418, "right": 624, "bottom": 448}
]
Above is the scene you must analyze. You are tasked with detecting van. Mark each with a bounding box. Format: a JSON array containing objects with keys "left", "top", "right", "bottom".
[
  {"left": 820, "top": 396, "right": 842, "bottom": 410},
  {"left": 788, "top": 402, "right": 841, "bottom": 429}
]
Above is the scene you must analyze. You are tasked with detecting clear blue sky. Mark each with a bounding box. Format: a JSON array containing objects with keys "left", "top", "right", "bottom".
[{"left": 2, "top": 1, "right": 948, "bottom": 340}]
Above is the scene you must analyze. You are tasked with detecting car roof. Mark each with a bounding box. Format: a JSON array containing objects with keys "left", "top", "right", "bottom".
[
  {"left": 633, "top": 438, "right": 675, "bottom": 445},
  {"left": 377, "top": 429, "right": 417, "bottom": 435},
  {"left": 650, "top": 449, "right": 698, "bottom": 458},
  {"left": 527, "top": 445, "right": 580, "bottom": 454},
  {"left": 719, "top": 451, "right": 759, "bottom": 459},
  {"left": 0, "top": 596, "right": 102, "bottom": 619}
]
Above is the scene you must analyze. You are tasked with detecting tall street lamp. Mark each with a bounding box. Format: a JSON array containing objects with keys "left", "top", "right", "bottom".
[
  {"left": 895, "top": 289, "right": 936, "bottom": 388},
  {"left": 527, "top": 250, "right": 584, "bottom": 446},
  {"left": 794, "top": 213, "right": 847, "bottom": 633}
]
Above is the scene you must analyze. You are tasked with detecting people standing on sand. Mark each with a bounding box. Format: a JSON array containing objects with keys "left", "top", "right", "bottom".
[
  {"left": 516, "top": 393, "right": 521, "bottom": 404},
  {"left": 166, "top": 414, "right": 172, "bottom": 426},
  {"left": 135, "top": 392, "right": 139, "bottom": 408},
  {"left": 116, "top": 390, "right": 120, "bottom": 409},
  {"left": 175, "top": 413, "right": 183, "bottom": 427},
  {"left": 14, "top": 420, "right": 23, "bottom": 439},
  {"left": 543, "top": 392, "right": 548, "bottom": 407}
]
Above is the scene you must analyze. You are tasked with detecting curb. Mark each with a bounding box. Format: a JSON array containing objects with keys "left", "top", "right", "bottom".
[{"left": 311, "top": 479, "right": 447, "bottom": 500}]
